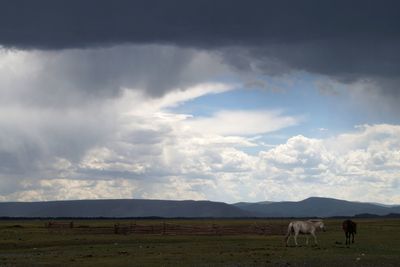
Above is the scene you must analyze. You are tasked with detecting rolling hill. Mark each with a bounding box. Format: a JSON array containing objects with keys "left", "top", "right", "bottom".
[
  {"left": 0, "top": 197, "right": 398, "bottom": 218},
  {"left": 233, "top": 197, "right": 400, "bottom": 217},
  {"left": 0, "top": 199, "right": 251, "bottom": 218}
]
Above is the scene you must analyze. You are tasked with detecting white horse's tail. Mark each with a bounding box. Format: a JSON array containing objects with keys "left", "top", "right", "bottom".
[{"left": 284, "top": 222, "right": 294, "bottom": 242}]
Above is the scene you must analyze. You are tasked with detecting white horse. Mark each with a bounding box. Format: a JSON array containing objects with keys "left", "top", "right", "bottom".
[{"left": 284, "top": 219, "right": 326, "bottom": 246}]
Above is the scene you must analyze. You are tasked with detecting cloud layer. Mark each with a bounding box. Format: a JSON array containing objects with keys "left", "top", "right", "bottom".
[
  {"left": 1, "top": 81, "right": 399, "bottom": 204},
  {"left": 2, "top": 0, "right": 399, "bottom": 50},
  {"left": 1, "top": 0, "right": 400, "bottom": 101}
]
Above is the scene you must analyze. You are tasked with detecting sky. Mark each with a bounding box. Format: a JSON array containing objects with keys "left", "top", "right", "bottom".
[{"left": 0, "top": 0, "right": 400, "bottom": 204}]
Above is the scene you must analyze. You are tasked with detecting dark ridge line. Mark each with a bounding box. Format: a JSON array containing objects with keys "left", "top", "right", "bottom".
[{"left": 1, "top": 213, "right": 399, "bottom": 220}]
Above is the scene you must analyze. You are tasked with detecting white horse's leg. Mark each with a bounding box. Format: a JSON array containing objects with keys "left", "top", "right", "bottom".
[
  {"left": 311, "top": 232, "right": 318, "bottom": 245},
  {"left": 294, "top": 231, "right": 299, "bottom": 246},
  {"left": 285, "top": 224, "right": 292, "bottom": 246},
  {"left": 285, "top": 233, "right": 291, "bottom": 246}
]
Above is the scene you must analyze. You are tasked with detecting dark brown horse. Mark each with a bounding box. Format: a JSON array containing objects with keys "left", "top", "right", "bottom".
[{"left": 342, "top": 219, "right": 357, "bottom": 245}]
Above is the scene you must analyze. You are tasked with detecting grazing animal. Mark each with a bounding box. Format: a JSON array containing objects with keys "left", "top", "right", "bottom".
[
  {"left": 284, "top": 219, "right": 326, "bottom": 246},
  {"left": 342, "top": 219, "right": 357, "bottom": 245}
]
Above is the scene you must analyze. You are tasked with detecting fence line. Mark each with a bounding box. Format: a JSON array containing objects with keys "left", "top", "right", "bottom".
[
  {"left": 113, "top": 222, "right": 286, "bottom": 236},
  {"left": 44, "top": 221, "right": 286, "bottom": 236},
  {"left": 45, "top": 221, "right": 74, "bottom": 228}
]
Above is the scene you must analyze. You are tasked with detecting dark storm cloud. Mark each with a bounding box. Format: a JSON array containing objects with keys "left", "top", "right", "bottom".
[
  {"left": 1, "top": 0, "right": 399, "bottom": 49},
  {"left": 1, "top": 0, "right": 400, "bottom": 95},
  {"left": 0, "top": 45, "right": 225, "bottom": 104}
]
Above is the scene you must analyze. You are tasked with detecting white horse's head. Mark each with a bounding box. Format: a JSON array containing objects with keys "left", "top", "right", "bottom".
[
  {"left": 310, "top": 219, "right": 326, "bottom": 232},
  {"left": 316, "top": 221, "right": 326, "bottom": 232}
]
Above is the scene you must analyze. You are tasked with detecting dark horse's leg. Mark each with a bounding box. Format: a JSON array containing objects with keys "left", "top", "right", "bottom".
[
  {"left": 345, "top": 232, "right": 349, "bottom": 245},
  {"left": 351, "top": 232, "right": 355, "bottom": 243}
]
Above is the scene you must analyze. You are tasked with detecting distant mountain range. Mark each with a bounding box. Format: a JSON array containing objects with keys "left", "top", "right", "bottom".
[
  {"left": 0, "top": 199, "right": 250, "bottom": 218},
  {"left": 0, "top": 197, "right": 399, "bottom": 218},
  {"left": 232, "top": 197, "right": 400, "bottom": 217}
]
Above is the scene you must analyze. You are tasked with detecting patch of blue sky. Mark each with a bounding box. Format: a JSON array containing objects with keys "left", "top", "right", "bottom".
[{"left": 171, "top": 73, "right": 399, "bottom": 148}]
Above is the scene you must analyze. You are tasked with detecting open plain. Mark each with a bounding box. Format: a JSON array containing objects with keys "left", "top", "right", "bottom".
[{"left": 0, "top": 218, "right": 399, "bottom": 266}]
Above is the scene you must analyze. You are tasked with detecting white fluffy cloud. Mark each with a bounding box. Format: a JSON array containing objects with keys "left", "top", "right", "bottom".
[
  {"left": 185, "top": 110, "right": 299, "bottom": 136},
  {"left": 0, "top": 79, "right": 298, "bottom": 201},
  {"left": 2, "top": 81, "right": 399, "bottom": 204},
  {"left": 0, "top": 179, "right": 138, "bottom": 202},
  {"left": 255, "top": 124, "right": 400, "bottom": 204}
]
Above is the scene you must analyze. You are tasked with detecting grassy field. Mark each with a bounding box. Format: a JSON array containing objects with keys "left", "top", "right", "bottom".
[{"left": 0, "top": 219, "right": 399, "bottom": 266}]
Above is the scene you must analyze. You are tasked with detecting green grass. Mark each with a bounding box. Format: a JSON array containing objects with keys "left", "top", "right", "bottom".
[{"left": 0, "top": 219, "right": 399, "bottom": 266}]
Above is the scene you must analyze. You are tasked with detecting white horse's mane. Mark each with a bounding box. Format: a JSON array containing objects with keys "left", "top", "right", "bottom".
[{"left": 308, "top": 219, "right": 324, "bottom": 225}]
